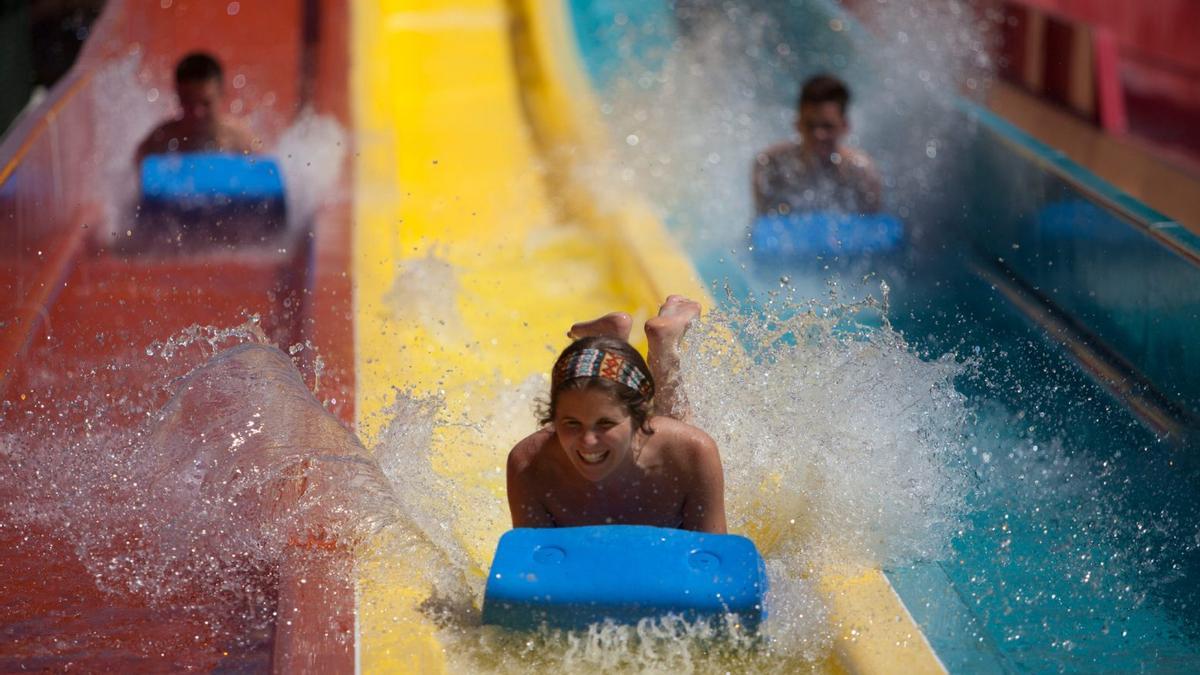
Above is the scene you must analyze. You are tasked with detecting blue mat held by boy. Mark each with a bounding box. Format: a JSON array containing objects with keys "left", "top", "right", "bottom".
[{"left": 750, "top": 211, "right": 903, "bottom": 258}]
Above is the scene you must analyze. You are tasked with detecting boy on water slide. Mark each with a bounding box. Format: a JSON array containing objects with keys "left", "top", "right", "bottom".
[
  {"left": 753, "top": 73, "right": 882, "bottom": 217},
  {"left": 506, "top": 296, "right": 727, "bottom": 534},
  {"left": 135, "top": 52, "right": 257, "bottom": 165}
]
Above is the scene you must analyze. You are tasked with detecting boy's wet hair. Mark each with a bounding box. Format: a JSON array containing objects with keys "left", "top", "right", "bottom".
[
  {"left": 798, "top": 74, "right": 851, "bottom": 114},
  {"left": 539, "top": 336, "right": 656, "bottom": 435},
  {"left": 175, "top": 51, "right": 224, "bottom": 86}
]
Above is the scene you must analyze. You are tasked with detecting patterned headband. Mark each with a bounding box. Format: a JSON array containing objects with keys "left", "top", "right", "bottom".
[{"left": 554, "top": 348, "right": 653, "bottom": 397}]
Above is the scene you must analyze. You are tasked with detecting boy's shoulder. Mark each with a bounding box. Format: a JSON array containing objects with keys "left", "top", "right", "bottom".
[
  {"left": 838, "top": 145, "right": 877, "bottom": 170},
  {"left": 137, "top": 119, "right": 182, "bottom": 155},
  {"left": 756, "top": 140, "right": 802, "bottom": 163}
]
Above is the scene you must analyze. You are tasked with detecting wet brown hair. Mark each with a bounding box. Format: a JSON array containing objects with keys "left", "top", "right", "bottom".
[
  {"left": 175, "top": 51, "right": 224, "bottom": 86},
  {"left": 798, "top": 73, "right": 851, "bottom": 115},
  {"left": 538, "top": 336, "right": 655, "bottom": 434}
]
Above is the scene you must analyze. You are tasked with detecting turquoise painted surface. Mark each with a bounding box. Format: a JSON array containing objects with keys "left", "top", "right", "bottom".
[
  {"left": 566, "top": 0, "right": 673, "bottom": 90},
  {"left": 957, "top": 104, "right": 1200, "bottom": 417},
  {"left": 567, "top": 1, "right": 1200, "bottom": 672}
]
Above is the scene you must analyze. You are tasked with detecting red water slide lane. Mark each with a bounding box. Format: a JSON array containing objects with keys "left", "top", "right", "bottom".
[{"left": 0, "top": 0, "right": 355, "bottom": 671}]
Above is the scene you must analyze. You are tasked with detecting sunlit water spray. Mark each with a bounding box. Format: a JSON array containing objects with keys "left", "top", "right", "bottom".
[
  {"left": 590, "top": 0, "right": 999, "bottom": 255},
  {"left": 0, "top": 323, "right": 392, "bottom": 656},
  {"left": 1, "top": 274, "right": 974, "bottom": 672},
  {"left": 350, "top": 280, "right": 973, "bottom": 671},
  {"left": 23, "top": 1, "right": 1196, "bottom": 668},
  {"left": 574, "top": 2, "right": 1200, "bottom": 667}
]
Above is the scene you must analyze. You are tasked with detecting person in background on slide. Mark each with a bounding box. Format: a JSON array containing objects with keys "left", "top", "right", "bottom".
[
  {"left": 753, "top": 73, "right": 882, "bottom": 217},
  {"left": 135, "top": 51, "right": 257, "bottom": 166}
]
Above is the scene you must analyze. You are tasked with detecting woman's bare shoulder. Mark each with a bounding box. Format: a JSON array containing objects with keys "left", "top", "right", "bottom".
[
  {"left": 648, "top": 417, "right": 720, "bottom": 461},
  {"left": 507, "top": 427, "right": 555, "bottom": 472}
]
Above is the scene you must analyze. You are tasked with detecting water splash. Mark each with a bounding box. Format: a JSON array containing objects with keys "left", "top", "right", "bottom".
[
  {"left": 1, "top": 335, "right": 384, "bottom": 654},
  {"left": 685, "top": 292, "right": 971, "bottom": 569},
  {"left": 349, "top": 284, "right": 971, "bottom": 670},
  {"left": 276, "top": 109, "right": 349, "bottom": 228},
  {"left": 592, "top": 0, "right": 1000, "bottom": 250}
]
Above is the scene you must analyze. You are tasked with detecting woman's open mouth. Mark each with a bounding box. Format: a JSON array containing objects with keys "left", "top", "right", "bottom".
[{"left": 577, "top": 449, "right": 609, "bottom": 465}]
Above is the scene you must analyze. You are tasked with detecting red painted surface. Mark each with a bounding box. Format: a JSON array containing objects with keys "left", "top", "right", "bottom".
[
  {"left": 996, "top": 3, "right": 1030, "bottom": 84},
  {"left": 839, "top": 0, "right": 1200, "bottom": 166},
  {"left": 1092, "top": 27, "right": 1126, "bottom": 134},
  {"left": 0, "top": 523, "right": 272, "bottom": 672},
  {"left": 1006, "top": 0, "right": 1200, "bottom": 73},
  {"left": 303, "top": 0, "right": 355, "bottom": 426},
  {"left": 1006, "top": 0, "right": 1200, "bottom": 162},
  {"left": 0, "top": 0, "right": 356, "bottom": 671}
]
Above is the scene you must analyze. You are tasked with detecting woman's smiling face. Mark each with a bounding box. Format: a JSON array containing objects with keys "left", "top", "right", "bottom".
[{"left": 552, "top": 386, "right": 636, "bottom": 482}]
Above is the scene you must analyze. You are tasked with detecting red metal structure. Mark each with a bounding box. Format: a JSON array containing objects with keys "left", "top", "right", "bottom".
[
  {"left": 995, "top": 0, "right": 1200, "bottom": 164},
  {"left": 840, "top": 0, "right": 1200, "bottom": 168}
]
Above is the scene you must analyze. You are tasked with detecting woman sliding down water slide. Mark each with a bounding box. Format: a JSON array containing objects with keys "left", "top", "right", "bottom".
[{"left": 505, "top": 296, "right": 727, "bottom": 533}]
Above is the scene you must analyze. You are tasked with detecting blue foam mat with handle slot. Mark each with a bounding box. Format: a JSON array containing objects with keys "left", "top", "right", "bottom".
[{"left": 481, "top": 526, "right": 768, "bottom": 631}]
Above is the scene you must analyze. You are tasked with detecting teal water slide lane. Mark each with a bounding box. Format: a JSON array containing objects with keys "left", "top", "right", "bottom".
[{"left": 567, "top": 0, "right": 1200, "bottom": 672}]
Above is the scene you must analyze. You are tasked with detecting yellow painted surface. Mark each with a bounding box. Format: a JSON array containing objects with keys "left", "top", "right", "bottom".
[
  {"left": 352, "top": 1, "right": 709, "bottom": 670},
  {"left": 352, "top": 1, "right": 943, "bottom": 673},
  {"left": 820, "top": 569, "right": 946, "bottom": 674}
]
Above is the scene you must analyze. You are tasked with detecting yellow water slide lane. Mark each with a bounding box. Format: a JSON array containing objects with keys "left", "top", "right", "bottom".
[{"left": 351, "top": 0, "right": 944, "bottom": 672}]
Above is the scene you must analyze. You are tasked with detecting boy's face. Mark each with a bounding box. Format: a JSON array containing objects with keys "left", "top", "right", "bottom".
[
  {"left": 176, "top": 78, "right": 223, "bottom": 127},
  {"left": 796, "top": 101, "right": 848, "bottom": 160}
]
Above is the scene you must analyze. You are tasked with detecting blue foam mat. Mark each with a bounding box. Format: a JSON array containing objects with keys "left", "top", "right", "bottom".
[
  {"left": 750, "top": 212, "right": 904, "bottom": 258},
  {"left": 482, "top": 526, "right": 768, "bottom": 631},
  {"left": 140, "top": 152, "right": 285, "bottom": 205}
]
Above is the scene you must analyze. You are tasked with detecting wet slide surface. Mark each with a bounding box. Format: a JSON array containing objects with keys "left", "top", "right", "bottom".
[
  {"left": 350, "top": 1, "right": 696, "bottom": 670},
  {"left": 568, "top": 0, "right": 1200, "bottom": 671},
  {"left": 1, "top": 0, "right": 354, "bottom": 670},
  {"left": 2, "top": 0, "right": 972, "bottom": 672},
  {"left": 351, "top": 1, "right": 945, "bottom": 673}
]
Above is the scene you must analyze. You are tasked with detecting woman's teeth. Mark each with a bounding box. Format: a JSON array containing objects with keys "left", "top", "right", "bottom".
[{"left": 578, "top": 450, "right": 608, "bottom": 465}]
